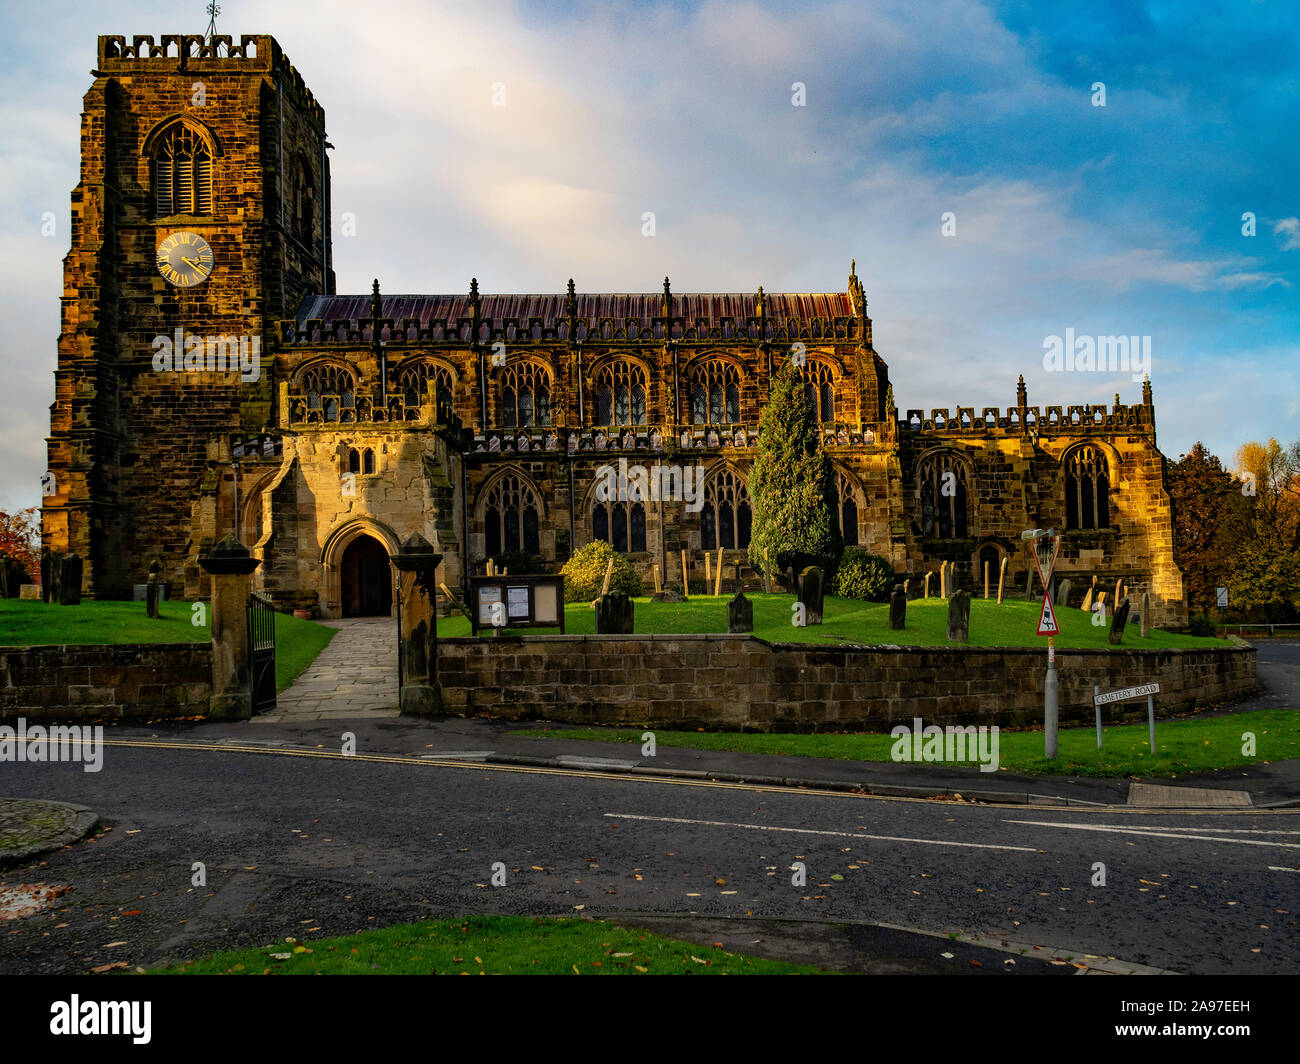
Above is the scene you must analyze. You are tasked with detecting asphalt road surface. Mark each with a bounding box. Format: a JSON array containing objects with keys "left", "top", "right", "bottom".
[{"left": 1, "top": 741, "right": 1295, "bottom": 975}]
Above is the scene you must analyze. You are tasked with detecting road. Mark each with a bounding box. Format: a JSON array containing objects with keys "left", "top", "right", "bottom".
[{"left": 1, "top": 740, "right": 1295, "bottom": 975}]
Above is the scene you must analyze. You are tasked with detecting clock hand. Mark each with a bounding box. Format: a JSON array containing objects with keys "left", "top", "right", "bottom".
[{"left": 181, "top": 256, "right": 203, "bottom": 270}]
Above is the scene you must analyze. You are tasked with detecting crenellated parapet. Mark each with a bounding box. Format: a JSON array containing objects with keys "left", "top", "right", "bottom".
[
  {"left": 901, "top": 401, "right": 1153, "bottom": 436},
  {"left": 96, "top": 34, "right": 323, "bottom": 127}
]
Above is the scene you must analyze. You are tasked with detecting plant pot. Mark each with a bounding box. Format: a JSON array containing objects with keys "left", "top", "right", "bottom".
[{"left": 293, "top": 608, "right": 312, "bottom": 620}]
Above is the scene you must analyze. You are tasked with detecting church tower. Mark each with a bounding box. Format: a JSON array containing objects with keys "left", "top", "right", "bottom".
[{"left": 43, "top": 33, "right": 332, "bottom": 595}]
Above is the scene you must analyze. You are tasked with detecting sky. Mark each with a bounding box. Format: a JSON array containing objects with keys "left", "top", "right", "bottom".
[{"left": 0, "top": 0, "right": 1296, "bottom": 515}]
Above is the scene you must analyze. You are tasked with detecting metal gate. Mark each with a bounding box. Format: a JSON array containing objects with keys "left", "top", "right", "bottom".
[{"left": 248, "top": 591, "right": 277, "bottom": 712}]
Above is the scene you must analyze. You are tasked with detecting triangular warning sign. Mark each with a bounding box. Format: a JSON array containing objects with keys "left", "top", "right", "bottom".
[
  {"left": 1033, "top": 535, "right": 1062, "bottom": 588},
  {"left": 1037, "top": 591, "right": 1059, "bottom": 636}
]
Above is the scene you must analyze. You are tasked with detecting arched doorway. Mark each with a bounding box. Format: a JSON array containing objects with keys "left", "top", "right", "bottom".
[{"left": 340, "top": 535, "right": 393, "bottom": 616}]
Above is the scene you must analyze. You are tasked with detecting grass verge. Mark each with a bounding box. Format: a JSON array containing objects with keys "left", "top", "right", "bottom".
[
  {"left": 438, "top": 594, "right": 1229, "bottom": 650},
  {"left": 148, "top": 914, "right": 826, "bottom": 975},
  {"left": 0, "top": 598, "right": 335, "bottom": 694},
  {"left": 512, "top": 708, "right": 1300, "bottom": 778}
]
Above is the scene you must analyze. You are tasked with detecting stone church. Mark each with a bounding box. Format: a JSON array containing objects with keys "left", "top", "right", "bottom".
[{"left": 43, "top": 33, "right": 1187, "bottom": 625}]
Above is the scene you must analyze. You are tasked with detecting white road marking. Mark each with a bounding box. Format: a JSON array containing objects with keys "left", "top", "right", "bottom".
[
  {"left": 1066, "top": 825, "right": 1300, "bottom": 836},
  {"left": 1005, "top": 820, "right": 1300, "bottom": 850},
  {"left": 1268, "top": 866, "right": 1300, "bottom": 873},
  {"left": 606, "top": 813, "right": 1038, "bottom": 852}
]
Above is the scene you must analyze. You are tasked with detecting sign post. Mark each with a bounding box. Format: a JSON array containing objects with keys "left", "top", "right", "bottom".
[
  {"left": 1093, "top": 682, "right": 1161, "bottom": 751},
  {"left": 1024, "top": 529, "right": 1062, "bottom": 758}
]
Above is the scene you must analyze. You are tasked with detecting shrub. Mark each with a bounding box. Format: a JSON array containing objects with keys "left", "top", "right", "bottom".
[
  {"left": 831, "top": 548, "right": 894, "bottom": 602},
  {"left": 560, "top": 540, "right": 643, "bottom": 603},
  {"left": 491, "top": 550, "right": 548, "bottom": 575},
  {"left": 1187, "top": 613, "right": 1218, "bottom": 637}
]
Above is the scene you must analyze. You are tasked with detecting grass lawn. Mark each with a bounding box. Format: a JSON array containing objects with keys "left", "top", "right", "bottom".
[
  {"left": 0, "top": 598, "right": 334, "bottom": 694},
  {"left": 148, "top": 914, "right": 826, "bottom": 975},
  {"left": 439, "top": 593, "right": 1229, "bottom": 650},
  {"left": 512, "top": 708, "right": 1300, "bottom": 778}
]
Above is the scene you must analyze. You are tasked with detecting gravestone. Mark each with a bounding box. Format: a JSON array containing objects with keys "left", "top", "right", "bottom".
[
  {"left": 1080, "top": 576, "right": 1098, "bottom": 612},
  {"left": 1107, "top": 598, "right": 1132, "bottom": 645},
  {"left": 40, "top": 549, "right": 53, "bottom": 604},
  {"left": 947, "top": 588, "right": 971, "bottom": 643},
  {"left": 889, "top": 585, "right": 907, "bottom": 630},
  {"left": 798, "top": 566, "right": 825, "bottom": 625},
  {"left": 651, "top": 587, "right": 684, "bottom": 603},
  {"left": 0, "top": 552, "right": 21, "bottom": 598},
  {"left": 1140, "top": 591, "right": 1152, "bottom": 637},
  {"left": 595, "top": 590, "right": 634, "bottom": 634},
  {"left": 1056, "top": 578, "right": 1072, "bottom": 609},
  {"left": 19, "top": 584, "right": 40, "bottom": 600},
  {"left": 1023, "top": 565, "right": 1036, "bottom": 601},
  {"left": 58, "top": 554, "right": 83, "bottom": 605},
  {"left": 727, "top": 591, "right": 753, "bottom": 633},
  {"left": 146, "top": 559, "right": 162, "bottom": 619}
]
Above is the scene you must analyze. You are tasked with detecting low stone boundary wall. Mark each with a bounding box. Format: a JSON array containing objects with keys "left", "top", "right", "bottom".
[
  {"left": 436, "top": 635, "right": 1257, "bottom": 731},
  {"left": 0, "top": 644, "right": 212, "bottom": 721}
]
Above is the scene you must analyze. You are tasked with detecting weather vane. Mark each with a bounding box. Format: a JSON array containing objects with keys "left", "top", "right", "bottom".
[{"left": 204, "top": 2, "right": 221, "bottom": 43}]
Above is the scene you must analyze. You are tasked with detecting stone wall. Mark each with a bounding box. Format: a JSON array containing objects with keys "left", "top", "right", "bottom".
[
  {"left": 435, "top": 635, "right": 1255, "bottom": 731},
  {"left": 0, "top": 644, "right": 212, "bottom": 721}
]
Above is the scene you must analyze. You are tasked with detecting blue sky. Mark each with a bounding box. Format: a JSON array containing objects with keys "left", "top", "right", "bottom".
[{"left": 0, "top": 0, "right": 1295, "bottom": 514}]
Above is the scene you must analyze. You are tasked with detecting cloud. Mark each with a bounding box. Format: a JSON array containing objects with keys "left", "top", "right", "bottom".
[
  {"left": 1074, "top": 248, "right": 1289, "bottom": 293},
  {"left": 1273, "top": 217, "right": 1300, "bottom": 251}
]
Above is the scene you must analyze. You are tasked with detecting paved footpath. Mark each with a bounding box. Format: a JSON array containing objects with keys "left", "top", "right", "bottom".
[{"left": 258, "top": 617, "right": 399, "bottom": 722}]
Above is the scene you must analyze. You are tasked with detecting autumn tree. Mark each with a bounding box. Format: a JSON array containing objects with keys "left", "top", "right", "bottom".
[
  {"left": 1166, "top": 443, "right": 1252, "bottom": 613},
  {"left": 746, "top": 359, "right": 843, "bottom": 585},
  {"left": 1226, "top": 436, "right": 1300, "bottom": 619},
  {"left": 1234, "top": 437, "right": 1300, "bottom": 547},
  {"left": 0, "top": 507, "right": 41, "bottom": 582}
]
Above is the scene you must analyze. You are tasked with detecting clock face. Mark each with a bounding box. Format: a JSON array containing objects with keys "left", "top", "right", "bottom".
[{"left": 156, "top": 232, "right": 214, "bottom": 287}]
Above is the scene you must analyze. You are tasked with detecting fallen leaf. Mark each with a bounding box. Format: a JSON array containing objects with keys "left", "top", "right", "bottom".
[{"left": 90, "top": 962, "right": 128, "bottom": 974}]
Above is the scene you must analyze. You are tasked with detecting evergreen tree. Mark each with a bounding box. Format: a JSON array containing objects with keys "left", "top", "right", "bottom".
[{"left": 746, "top": 359, "right": 842, "bottom": 585}]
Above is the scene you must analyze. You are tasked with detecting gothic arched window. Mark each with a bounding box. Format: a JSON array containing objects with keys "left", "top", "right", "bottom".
[
  {"left": 835, "top": 469, "right": 859, "bottom": 546},
  {"left": 393, "top": 360, "right": 454, "bottom": 422},
  {"left": 804, "top": 361, "right": 835, "bottom": 423},
  {"left": 482, "top": 473, "right": 542, "bottom": 557},
  {"left": 153, "top": 123, "right": 213, "bottom": 217},
  {"left": 593, "top": 500, "right": 647, "bottom": 553},
  {"left": 596, "top": 361, "right": 647, "bottom": 427},
  {"left": 691, "top": 361, "right": 741, "bottom": 426},
  {"left": 362, "top": 448, "right": 375, "bottom": 475},
  {"left": 347, "top": 448, "right": 360, "bottom": 474},
  {"left": 297, "top": 363, "right": 357, "bottom": 423},
  {"left": 701, "top": 469, "right": 752, "bottom": 550},
  {"left": 917, "top": 453, "right": 970, "bottom": 539},
  {"left": 500, "top": 364, "right": 551, "bottom": 428},
  {"left": 1065, "top": 445, "right": 1110, "bottom": 529}
]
